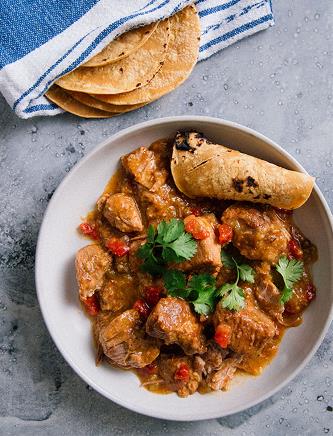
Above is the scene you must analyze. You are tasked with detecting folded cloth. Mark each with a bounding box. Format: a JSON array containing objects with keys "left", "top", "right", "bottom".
[{"left": 0, "top": 0, "right": 274, "bottom": 118}]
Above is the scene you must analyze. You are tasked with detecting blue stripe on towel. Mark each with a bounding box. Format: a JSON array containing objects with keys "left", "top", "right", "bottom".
[
  {"left": 0, "top": 0, "right": 274, "bottom": 118},
  {"left": 198, "top": 0, "right": 241, "bottom": 18},
  {"left": 13, "top": 0, "right": 173, "bottom": 110},
  {"left": 0, "top": 0, "right": 99, "bottom": 67},
  {"left": 199, "top": 13, "right": 273, "bottom": 52}
]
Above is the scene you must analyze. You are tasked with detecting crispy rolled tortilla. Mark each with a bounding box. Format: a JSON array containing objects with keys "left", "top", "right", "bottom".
[{"left": 171, "top": 131, "right": 314, "bottom": 209}]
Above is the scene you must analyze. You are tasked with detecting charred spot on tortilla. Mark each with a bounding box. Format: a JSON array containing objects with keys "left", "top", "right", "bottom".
[
  {"left": 246, "top": 176, "right": 258, "bottom": 188},
  {"left": 174, "top": 130, "right": 205, "bottom": 152},
  {"left": 136, "top": 83, "right": 142, "bottom": 87},
  {"left": 232, "top": 178, "right": 244, "bottom": 193},
  {"left": 263, "top": 193, "right": 272, "bottom": 199}
]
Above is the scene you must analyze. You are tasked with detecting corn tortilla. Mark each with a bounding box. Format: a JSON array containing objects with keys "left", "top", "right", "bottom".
[
  {"left": 56, "top": 19, "right": 170, "bottom": 94},
  {"left": 46, "top": 85, "right": 117, "bottom": 118},
  {"left": 83, "top": 22, "right": 158, "bottom": 67},
  {"left": 93, "top": 6, "right": 200, "bottom": 106},
  {"left": 171, "top": 131, "right": 315, "bottom": 210},
  {"left": 66, "top": 90, "right": 146, "bottom": 113}
]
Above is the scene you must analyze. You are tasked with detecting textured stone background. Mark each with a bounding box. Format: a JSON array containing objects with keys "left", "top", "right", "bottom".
[{"left": 0, "top": 0, "right": 332, "bottom": 434}]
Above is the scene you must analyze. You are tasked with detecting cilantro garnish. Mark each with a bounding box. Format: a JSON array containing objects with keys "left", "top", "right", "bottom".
[
  {"left": 217, "top": 251, "right": 255, "bottom": 311},
  {"left": 137, "top": 219, "right": 197, "bottom": 275},
  {"left": 163, "top": 270, "right": 217, "bottom": 315},
  {"left": 275, "top": 255, "right": 304, "bottom": 304}
]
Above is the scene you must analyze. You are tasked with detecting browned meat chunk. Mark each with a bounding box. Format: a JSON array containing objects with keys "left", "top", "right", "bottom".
[
  {"left": 103, "top": 193, "right": 143, "bottom": 233},
  {"left": 158, "top": 355, "right": 201, "bottom": 397},
  {"left": 206, "top": 356, "right": 241, "bottom": 391},
  {"left": 176, "top": 214, "right": 222, "bottom": 273},
  {"left": 146, "top": 297, "right": 206, "bottom": 355},
  {"left": 137, "top": 183, "right": 189, "bottom": 225},
  {"left": 122, "top": 146, "right": 167, "bottom": 191},
  {"left": 222, "top": 204, "right": 290, "bottom": 263},
  {"left": 99, "top": 274, "right": 139, "bottom": 312},
  {"left": 201, "top": 341, "right": 229, "bottom": 375},
  {"left": 253, "top": 262, "right": 284, "bottom": 322},
  {"left": 284, "top": 268, "right": 315, "bottom": 315},
  {"left": 213, "top": 290, "right": 277, "bottom": 355},
  {"left": 75, "top": 244, "right": 111, "bottom": 299},
  {"left": 98, "top": 309, "right": 160, "bottom": 368}
]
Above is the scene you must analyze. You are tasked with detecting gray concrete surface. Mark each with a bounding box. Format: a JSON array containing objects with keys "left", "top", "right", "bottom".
[{"left": 0, "top": 0, "right": 332, "bottom": 434}]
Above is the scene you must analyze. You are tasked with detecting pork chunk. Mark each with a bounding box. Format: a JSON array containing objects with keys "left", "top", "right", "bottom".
[
  {"left": 222, "top": 204, "right": 290, "bottom": 263},
  {"left": 75, "top": 244, "right": 111, "bottom": 299},
  {"left": 99, "top": 274, "right": 139, "bottom": 312},
  {"left": 99, "top": 309, "right": 160, "bottom": 368},
  {"left": 176, "top": 214, "right": 222, "bottom": 273},
  {"left": 206, "top": 356, "right": 241, "bottom": 391},
  {"left": 201, "top": 341, "right": 229, "bottom": 375},
  {"left": 253, "top": 262, "right": 284, "bottom": 322},
  {"left": 121, "top": 146, "right": 167, "bottom": 191},
  {"left": 103, "top": 193, "right": 143, "bottom": 233},
  {"left": 146, "top": 297, "right": 206, "bottom": 355},
  {"left": 213, "top": 290, "right": 277, "bottom": 355}
]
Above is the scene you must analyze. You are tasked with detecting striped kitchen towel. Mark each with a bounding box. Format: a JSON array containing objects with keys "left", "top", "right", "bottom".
[{"left": 0, "top": 0, "right": 274, "bottom": 119}]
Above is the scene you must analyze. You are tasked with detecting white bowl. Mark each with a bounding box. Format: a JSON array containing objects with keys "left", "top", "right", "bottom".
[{"left": 35, "top": 116, "right": 333, "bottom": 421}]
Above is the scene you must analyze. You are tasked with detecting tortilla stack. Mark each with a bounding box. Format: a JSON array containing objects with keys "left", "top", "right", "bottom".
[
  {"left": 56, "top": 18, "right": 170, "bottom": 94},
  {"left": 93, "top": 5, "right": 200, "bottom": 106},
  {"left": 83, "top": 22, "right": 158, "bottom": 67}
]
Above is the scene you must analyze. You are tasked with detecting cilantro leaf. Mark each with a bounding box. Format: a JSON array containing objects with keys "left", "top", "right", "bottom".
[
  {"left": 238, "top": 264, "right": 255, "bottom": 283},
  {"left": 167, "top": 232, "right": 197, "bottom": 261},
  {"left": 192, "top": 294, "right": 215, "bottom": 315},
  {"left": 161, "top": 218, "right": 184, "bottom": 243},
  {"left": 218, "top": 283, "right": 245, "bottom": 311},
  {"left": 276, "top": 256, "right": 303, "bottom": 289},
  {"left": 188, "top": 274, "right": 216, "bottom": 294},
  {"left": 221, "top": 250, "right": 235, "bottom": 269},
  {"left": 147, "top": 225, "right": 155, "bottom": 244},
  {"left": 216, "top": 253, "right": 254, "bottom": 310},
  {"left": 279, "top": 287, "right": 293, "bottom": 305},
  {"left": 161, "top": 246, "right": 183, "bottom": 263},
  {"left": 163, "top": 271, "right": 217, "bottom": 315},
  {"left": 137, "top": 219, "right": 197, "bottom": 275},
  {"left": 137, "top": 243, "right": 154, "bottom": 261},
  {"left": 163, "top": 269, "right": 186, "bottom": 293},
  {"left": 140, "top": 257, "right": 164, "bottom": 275},
  {"left": 275, "top": 256, "right": 304, "bottom": 303}
]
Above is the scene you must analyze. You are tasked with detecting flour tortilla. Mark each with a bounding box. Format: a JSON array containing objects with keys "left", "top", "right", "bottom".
[
  {"left": 56, "top": 19, "right": 170, "bottom": 94},
  {"left": 83, "top": 22, "right": 158, "bottom": 67},
  {"left": 66, "top": 90, "right": 145, "bottom": 113},
  {"left": 171, "top": 131, "right": 315, "bottom": 210},
  {"left": 93, "top": 6, "right": 200, "bottom": 106},
  {"left": 46, "top": 86, "right": 118, "bottom": 118}
]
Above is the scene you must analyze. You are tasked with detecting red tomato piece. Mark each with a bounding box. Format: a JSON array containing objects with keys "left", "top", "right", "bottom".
[
  {"left": 82, "top": 294, "right": 100, "bottom": 316},
  {"left": 144, "top": 286, "right": 163, "bottom": 307},
  {"left": 214, "top": 323, "right": 232, "bottom": 348},
  {"left": 217, "top": 223, "right": 233, "bottom": 245},
  {"left": 288, "top": 239, "right": 303, "bottom": 259},
  {"left": 185, "top": 218, "right": 210, "bottom": 240},
  {"left": 133, "top": 299, "right": 150, "bottom": 319},
  {"left": 306, "top": 282, "right": 316, "bottom": 302},
  {"left": 174, "top": 363, "right": 190, "bottom": 382},
  {"left": 106, "top": 238, "right": 129, "bottom": 256},
  {"left": 190, "top": 207, "right": 203, "bottom": 217},
  {"left": 79, "top": 222, "right": 99, "bottom": 240}
]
